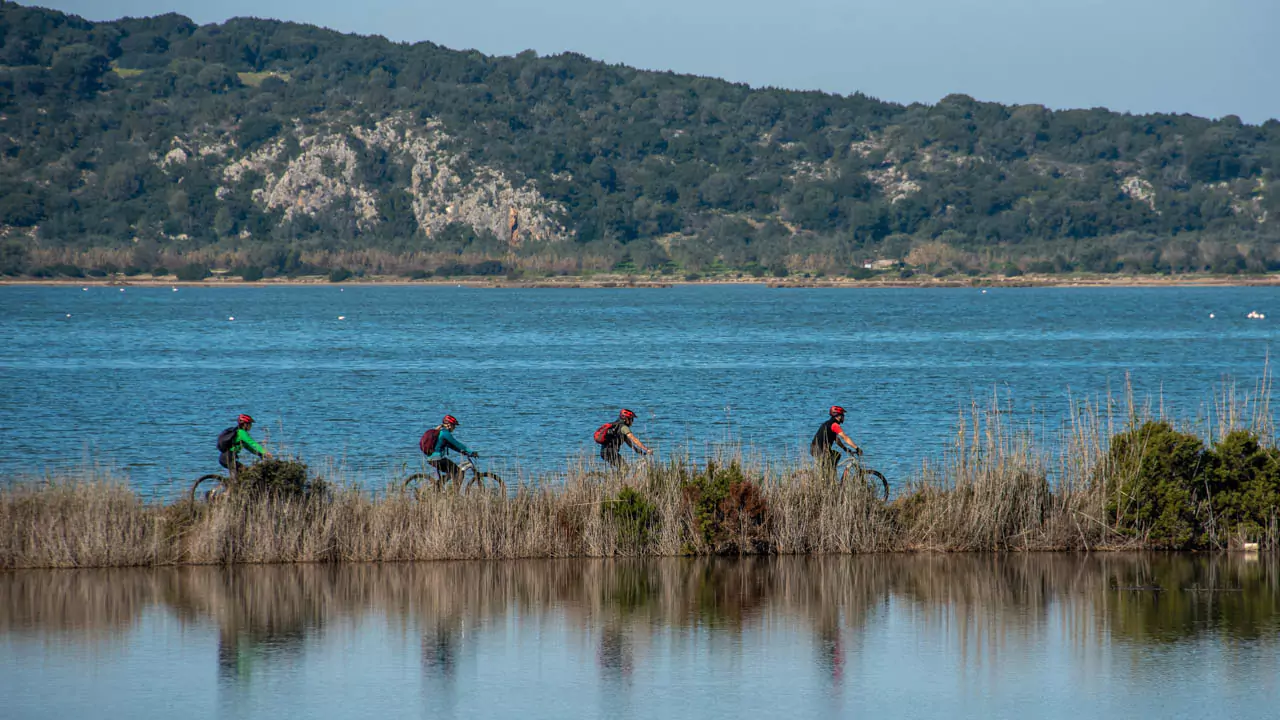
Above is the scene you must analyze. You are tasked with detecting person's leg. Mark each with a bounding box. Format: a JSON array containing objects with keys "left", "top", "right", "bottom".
[
  {"left": 601, "top": 444, "right": 623, "bottom": 469},
  {"left": 219, "top": 451, "right": 241, "bottom": 483},
  {"left": 430, "top": 458, "right": 463, "bottom": 490},
  {"left": 812, "top": 450, "right": 838, "bottom": 482}
]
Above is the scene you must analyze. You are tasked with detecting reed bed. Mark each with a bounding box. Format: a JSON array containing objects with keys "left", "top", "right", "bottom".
[{"left": 3, "top": 381, "right": 1278, "bottom": 569}]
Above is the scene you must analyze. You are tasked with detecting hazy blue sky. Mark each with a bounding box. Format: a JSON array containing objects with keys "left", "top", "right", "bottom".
[{"left": 34, "top": 0, "right": 1280, "bottom": 123}]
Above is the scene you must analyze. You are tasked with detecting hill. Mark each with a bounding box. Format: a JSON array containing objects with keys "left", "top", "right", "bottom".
[{"left": 1, "top": 1, "right": 1278, "bottom": 280}]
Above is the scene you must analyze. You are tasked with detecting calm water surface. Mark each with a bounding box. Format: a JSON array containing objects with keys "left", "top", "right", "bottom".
[
  {"left": 1, "top": 285, "right": 1278, "bottom": 492},
  {"left": 1, "top": 555, "right": 1277, "bottom": 719}
]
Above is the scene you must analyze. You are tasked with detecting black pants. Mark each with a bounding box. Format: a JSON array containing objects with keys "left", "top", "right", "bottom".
[
  {"left": 218, "top": 451, "right": 244, "bottom": 482},
  {"left": 601, "top": 444, "right": 624, "bottom": 469},
  {"left": 430, "top": 457, "right": 464, "bottom": 485},
  {"left": 813, "top": 449, "right": 840, "bottom": 481}
]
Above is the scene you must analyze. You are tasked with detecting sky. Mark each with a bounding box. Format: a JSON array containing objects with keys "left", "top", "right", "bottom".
[{"left": 31, "top": 0, "right": 1280, "bottom": 123}]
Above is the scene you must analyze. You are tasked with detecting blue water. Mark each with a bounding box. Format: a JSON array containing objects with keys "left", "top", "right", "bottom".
[{"left": 1, "top": 285, "right": 1277, "bottom": 492}]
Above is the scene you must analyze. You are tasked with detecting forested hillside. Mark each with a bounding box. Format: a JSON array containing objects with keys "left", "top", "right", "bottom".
[{"left": 2, "top": 1, "right": 1279, "bottom": 280}]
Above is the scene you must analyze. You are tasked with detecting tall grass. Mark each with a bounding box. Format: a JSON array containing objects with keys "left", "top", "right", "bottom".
[{"left": 3, "top": 379, "right": 1277, "bottom": 569}]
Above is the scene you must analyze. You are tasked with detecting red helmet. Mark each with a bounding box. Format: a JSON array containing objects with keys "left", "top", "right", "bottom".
[
  {"left": 829, "top": 406, "right": 845, "bottom": 417},
  {"left": 442, "top": 414, "right": 459, "bottom": 428},
  {"left": 619, "top": 408, "right": 636, "bottom": 422},
  {"left": 238, "top": 414, "right": 255, "bottom": 426}
]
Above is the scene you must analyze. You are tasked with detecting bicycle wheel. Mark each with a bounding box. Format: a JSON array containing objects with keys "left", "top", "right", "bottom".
[
  {"left": 865, "top": 469, "right": 889, "bottom": 500},
  {"left": 476, "top": 471, "right": 505, "bottom": 492},
  {"left": 403, "top": 472, "right": 445, "bottom": 493},
  {"left": 190, "top": 474, "right": 227, "bottom": 504}
]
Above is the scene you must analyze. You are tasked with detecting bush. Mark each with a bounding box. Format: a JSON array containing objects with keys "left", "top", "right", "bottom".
[
  {"left": 848, "top": 267, "right": 874, "bottom": 280},
  {"left": 238, "top": 265, "right": 265, "bottom": 281},
  {"left": 681, "top": 461, "right": 770, "bottom": 553},
  {"left": 1203, "top": 431, "right": 1280, "bottom": 545},
  {"left": 328, "top": 267, "right": 353, "bottom": 283},
  {"left": 231, "top": 458, "right": 327, "bottom": 500},
  {"left": 43, "top": 263, "right": 84, "bottom": 278},
  {"left": 174, "top": 263, "right": 209, "bottom": 282},
  {"left": 470, "top": 260, "right": 504, "bottom": 276},
  {"left": 683, "top": 272, "right": 701, "bottom": 281},
  {"left": 407, "top": 269, "right": 430, "bottom": 280},
  {"left": 1104, "top": 421, "right": 1205, "bottom": 548},
  {"left": 607, "top": 486, "right": 659, "bottom": 552}
]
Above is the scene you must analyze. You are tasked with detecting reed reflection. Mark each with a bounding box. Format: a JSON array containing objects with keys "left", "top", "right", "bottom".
[{"left": 2, "top": 554, "right": 1277, "bottom": 688}]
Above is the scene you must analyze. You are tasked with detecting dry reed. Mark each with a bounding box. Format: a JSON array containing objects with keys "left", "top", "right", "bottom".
[{"left": 2, "top": 379, "right": 1275, "bottom": 569}]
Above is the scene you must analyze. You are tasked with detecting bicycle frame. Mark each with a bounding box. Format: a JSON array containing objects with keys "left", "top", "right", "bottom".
[{"left": 837, "top": 454, "right": 889, "bottom": 500}]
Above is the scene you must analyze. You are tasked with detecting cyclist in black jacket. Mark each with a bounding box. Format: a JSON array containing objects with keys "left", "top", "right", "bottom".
[{"left": 810, "top": 405, "right": 861, "bottom": 480}]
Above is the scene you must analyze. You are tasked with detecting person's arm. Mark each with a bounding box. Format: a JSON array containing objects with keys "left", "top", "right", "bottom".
[
  {"left": 440, "top": 429, "right": 473, "bottom": 456},
  {"left": 237, "top": 429, "right": 270, "bottom": 458},
  {"left": 621, "top": 426, "right": 650, "bottom": 455},
  {"left": 835, "top": 427, "right": 861, "bottom": 455}
]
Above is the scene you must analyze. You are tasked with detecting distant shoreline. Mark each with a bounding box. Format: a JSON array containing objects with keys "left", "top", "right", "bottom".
[{"left": 5, "top": 273, "right": 1280, "bottom": 289}]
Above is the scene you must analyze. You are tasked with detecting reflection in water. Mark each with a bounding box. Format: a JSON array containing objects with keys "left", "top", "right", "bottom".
[{"left": 2, "top": 554, "right": 1278, "bottom": 718}]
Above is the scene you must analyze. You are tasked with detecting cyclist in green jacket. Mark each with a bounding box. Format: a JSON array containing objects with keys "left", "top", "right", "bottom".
[{"left": 218, "top": 413, "right": 271, "bottom": 481}]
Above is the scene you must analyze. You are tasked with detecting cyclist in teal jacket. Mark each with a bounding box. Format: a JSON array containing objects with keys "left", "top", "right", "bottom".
[{"left": 424, "top": 414, "right": 476, "bottom": 486}]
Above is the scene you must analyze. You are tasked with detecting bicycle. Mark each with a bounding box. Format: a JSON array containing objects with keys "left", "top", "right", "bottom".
[
  {"left": 189, "top": 472, "right": 229, "bottom": 504},
  {"left": 402, "top": 456, "right": 505, "bottom": 494},
  {"left": 838, "top": 454, "right": 889, "bottom": 500}
]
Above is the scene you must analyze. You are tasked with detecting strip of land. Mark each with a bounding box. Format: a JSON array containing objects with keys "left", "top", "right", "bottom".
[{"left": 6, "top": 272, "right": 1280, "bottom": 290}]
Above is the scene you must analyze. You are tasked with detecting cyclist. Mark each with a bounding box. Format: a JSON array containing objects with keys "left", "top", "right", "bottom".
[
  {"left": 597, "top": 408, "right": 650, "bottom": 469},
  {"left": 422, "top": 414, "right": 477, "bottom": 488},
  {"left": 810, "top": 405, "right": 861, "bottom": 480},
  {"left": 217, "top": 413, "right": 271, "bottom": 482}
]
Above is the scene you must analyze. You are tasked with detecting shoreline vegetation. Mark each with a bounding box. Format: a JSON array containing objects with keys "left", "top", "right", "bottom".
[
  {"left": 4, "top": 384, "right": 1279, "bottom": 569},
  {"left": 8, "top": 271, "right": 1280, "bottom": 290}
]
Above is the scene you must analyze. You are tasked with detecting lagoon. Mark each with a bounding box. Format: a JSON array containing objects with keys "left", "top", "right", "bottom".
[{"left": 1, "top": 285, "right": 1277, "bottom": 493}]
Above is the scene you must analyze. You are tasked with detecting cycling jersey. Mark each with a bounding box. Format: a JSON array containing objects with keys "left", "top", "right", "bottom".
[
  {"left": 810, "top": 419, "right": 844, "bottom": 456},
  {"left": 426, "top": 427, "right": 472, "bottom": 461},
  {"left": 230, "top": 428, "right": 265, "bottom": 457}
]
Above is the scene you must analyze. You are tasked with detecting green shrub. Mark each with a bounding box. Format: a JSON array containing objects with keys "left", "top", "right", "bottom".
[
  {"left": 1203, "top": 431, "right": 1280, "bottom": 544},
  {"left": 174, "top": 263, "right": 208, "bottom": 281},
  {"left": 848, "top": 267, "right": 874, "bottom": 280},
  {"left": 328, "top": 267, "right": 353, "bottom": 283},
  {"left": 42, "top": 263, "right": 84, "bottom": 278},
  {"left": 1104, "top": 421, "right": 1206, "bottom": 548},
  {"left": 238, "top": 265, "right": 265, "bottom": 281},
  {"left": 607, "top": 486, "right": 658, "bottom": 552},
  {"left": 681, "top": 461, "right": 770, "bottom": 553},
  {"left": 231, "top": 458, "right": 327, "bottom": 500}
]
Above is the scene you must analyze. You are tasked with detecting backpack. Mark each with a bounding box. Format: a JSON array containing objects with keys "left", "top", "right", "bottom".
[
  {"left": 419, "top": 427, "right": 441, "bottom": 455},
  {"left": 593, "top": 422, "right": 616, "bottom": 445},
  {"left": 216, "top": 426, "right": 239, "bottom": 453}
]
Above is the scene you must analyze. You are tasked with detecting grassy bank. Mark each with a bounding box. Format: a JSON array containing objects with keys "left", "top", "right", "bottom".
[{"left": 4, "top": 385, "right": 1278, "bottom": 569}]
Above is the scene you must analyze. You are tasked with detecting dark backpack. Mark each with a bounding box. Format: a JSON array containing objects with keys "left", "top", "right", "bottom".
[
  {"left": 419, "top": 427, "right": 441, "bottom": 455},
  {"left": 593, "top": 423, "right": 616, "bottom": 445},
  {"left": 216, "top": 426, "right": 239, "bottom": 453}
]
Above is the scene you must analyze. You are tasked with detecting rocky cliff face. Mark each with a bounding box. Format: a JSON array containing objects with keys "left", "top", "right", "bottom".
[{"left": 163, "top": 114, "right": 568, "bottom": 246}]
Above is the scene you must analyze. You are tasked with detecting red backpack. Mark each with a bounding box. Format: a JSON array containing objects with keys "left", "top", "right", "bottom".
[
  {"left": 419, "top": 427, "right": 441, "bottom": 455},
  {"left": 593, "top": 422, "right": 616, "bottom": 445}
]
